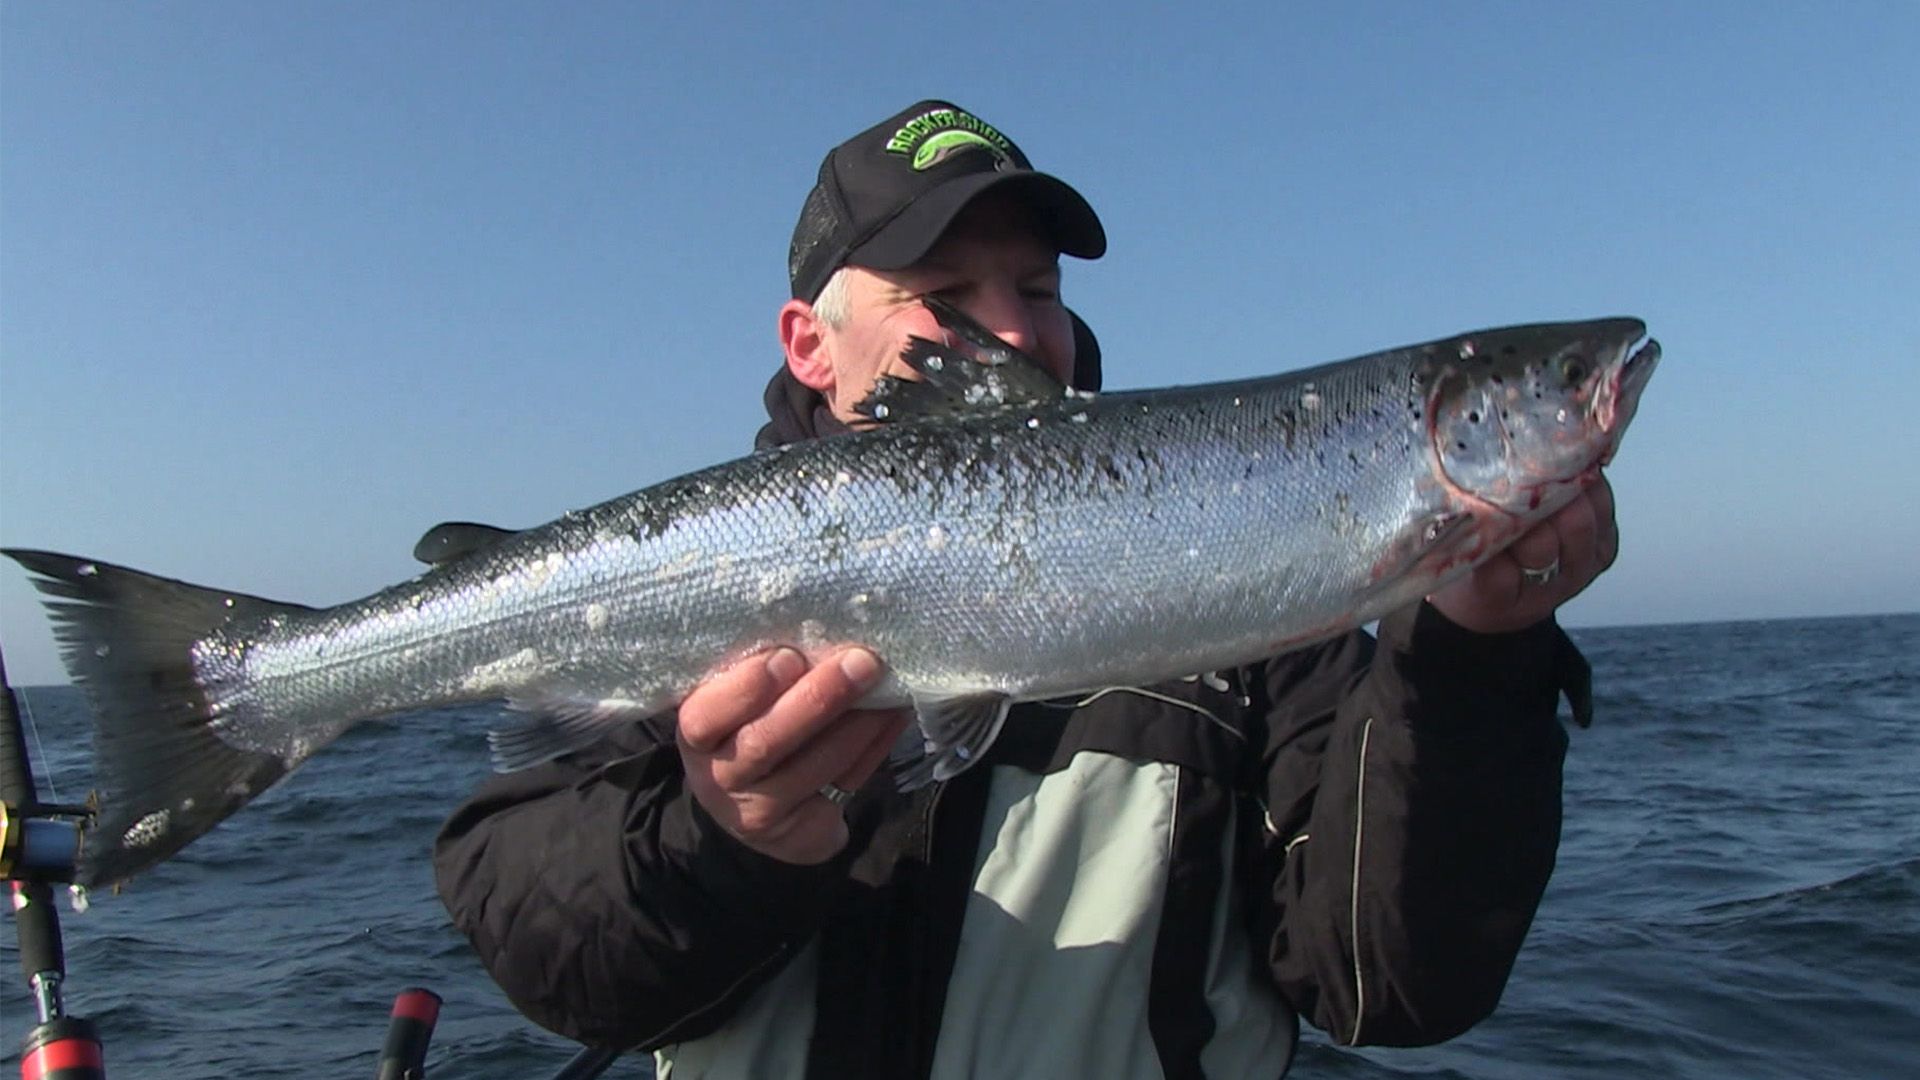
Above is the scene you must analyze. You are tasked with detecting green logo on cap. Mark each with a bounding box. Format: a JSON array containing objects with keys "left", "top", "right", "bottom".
[{"left": 885, "top": 108, "right": 1014, "bottom": 171}]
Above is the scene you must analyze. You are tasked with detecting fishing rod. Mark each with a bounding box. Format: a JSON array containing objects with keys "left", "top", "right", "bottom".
[
  {"left": 368, "top": 985, "right": 625, "bottom": 1079},
  {"left": 3, "top": 641, "right": 621, "bottom": 1079},
  {"left": 1, "top": 646, "right": 106, "bottom": 1080}
]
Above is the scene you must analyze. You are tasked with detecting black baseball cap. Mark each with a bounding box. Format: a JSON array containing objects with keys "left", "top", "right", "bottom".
[{"left": 788, "top": 100, "right": 1107, "bottom": 303}]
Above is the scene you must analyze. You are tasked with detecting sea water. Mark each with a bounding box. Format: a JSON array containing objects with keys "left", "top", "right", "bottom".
[{"left": 3, "top": 614, "right": 1915, "bottom": 1078}]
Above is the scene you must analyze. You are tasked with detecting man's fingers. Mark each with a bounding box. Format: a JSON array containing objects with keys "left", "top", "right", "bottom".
[
  {"left": 710, "top": 647, "right": 888, "bottom": 788},
  {"left": 1549, "top": 487, "right": 1599, "bottom": 586},
  {"left": 840, "top": 711, "right": 914, "bottom": 792},
  {"left": 1590, "top": 477, "right": 1620, "bottom": 571},
  {"left": 727, "top": 708, "right": 904, "bottom": 810},
  {"left": 1588, "top": 474, "right": 1616, "bottom": 532},
  {"left": 678, "top": 647, "right": 808, "bottom": 752},
  {"left": 1505, "top": 515, "right": 1566, "bottom": 584}
]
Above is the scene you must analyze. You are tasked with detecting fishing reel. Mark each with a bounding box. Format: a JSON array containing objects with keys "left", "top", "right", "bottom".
[{"left": 0, "top": 798, "right": 90, "bottom": 883}]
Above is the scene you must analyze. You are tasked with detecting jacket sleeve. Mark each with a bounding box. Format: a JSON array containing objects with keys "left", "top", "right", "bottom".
[
  {"left": 433, "top": 718, "right": 849, "bottom": 1050},
  {"left": 1251, "top": 600, "right": 1576, "bottom": 1046}
]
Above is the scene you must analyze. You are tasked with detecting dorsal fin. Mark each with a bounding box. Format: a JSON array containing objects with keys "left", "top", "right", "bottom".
[
  {"left": 919, "top": 294, "right": 1051, "bottom": 373},
  {"left": 413, "top": 521, "right": 519, "bottom": 565},
  {"left": 851, "top": 296, "right": 1073, "bottom": 425}
]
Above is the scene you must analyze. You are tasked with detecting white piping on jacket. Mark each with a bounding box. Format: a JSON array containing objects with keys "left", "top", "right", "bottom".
[
  {"left": 1348, "top": 716, "right": 1374, "bottom": 1045},
  {"left": 1069, "top": 686, "right": 1245, "bottom": 742}
]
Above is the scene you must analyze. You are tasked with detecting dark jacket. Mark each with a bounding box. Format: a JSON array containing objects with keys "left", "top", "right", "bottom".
[{"left": 435, "top": 353, "right": 1581, "bottom": 1077}]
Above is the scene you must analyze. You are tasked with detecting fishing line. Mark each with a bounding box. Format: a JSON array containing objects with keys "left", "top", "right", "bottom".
[{"left": 17, "top": 687, "right": 62, "bottom": 805}]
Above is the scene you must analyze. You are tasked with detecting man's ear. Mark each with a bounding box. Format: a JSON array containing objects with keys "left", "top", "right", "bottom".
[{"left": 779, "top": 299, "right": 835, "bottom": 393}]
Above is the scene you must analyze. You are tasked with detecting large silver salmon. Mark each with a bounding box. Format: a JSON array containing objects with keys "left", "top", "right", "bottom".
[{"left": 7, "top": 301, "right": 1658, "bottom": 887}]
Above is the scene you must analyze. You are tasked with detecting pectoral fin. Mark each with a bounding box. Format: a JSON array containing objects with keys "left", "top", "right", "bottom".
[
  {"left": 888, "top": 690, "right": 1014, "bottom": 790},
  {"left": 489, "top": 692, "right": 652, "bottom": 771}
]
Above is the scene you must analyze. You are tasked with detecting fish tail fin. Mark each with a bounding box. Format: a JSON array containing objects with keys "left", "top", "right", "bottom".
[{"left": 4, "top": 549, "right": 305, "bottom": 889}]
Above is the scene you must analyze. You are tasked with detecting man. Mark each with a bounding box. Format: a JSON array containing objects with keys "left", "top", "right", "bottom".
[{"left": 435, "top": 100, "right": 1610, "bottom": 1078}]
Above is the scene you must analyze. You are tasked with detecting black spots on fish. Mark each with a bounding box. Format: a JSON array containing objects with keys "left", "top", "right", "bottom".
[
  {"left": 624, "top": 466, "right": 775, "bottom": 542},
  {"left": 1260, "top": 406, "right": 1300, "bottom": 451},
  {"left": 630, "top": 495, "right": 675, "bottom": 539},
  {"left": 814, "top": 520, "right": 850, "bottom": 563},
  {"left": 1468, "top": 410, "right": 1481, "bottom": 424}
]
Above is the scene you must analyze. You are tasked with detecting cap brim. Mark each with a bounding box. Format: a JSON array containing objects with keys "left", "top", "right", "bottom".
[{"left": 849, "top": 171, "right": 1107, "bottom": 271}]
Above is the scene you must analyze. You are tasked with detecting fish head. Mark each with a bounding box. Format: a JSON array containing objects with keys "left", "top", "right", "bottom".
[{"left": 1429, "top": 318, "right": 1660, "bottom": 518}]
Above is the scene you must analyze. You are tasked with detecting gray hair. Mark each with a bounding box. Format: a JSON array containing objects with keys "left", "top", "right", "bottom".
[
  {"left": 812, "top": 262, "right": 1068, "bottom": 332},
  {"left": 811, "top": 267, "right": 852, "bottom": 329}
]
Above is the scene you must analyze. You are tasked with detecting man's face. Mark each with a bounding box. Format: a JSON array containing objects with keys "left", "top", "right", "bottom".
[{"left": 792, "top": 195, "right": 1075, "bottom": 424}]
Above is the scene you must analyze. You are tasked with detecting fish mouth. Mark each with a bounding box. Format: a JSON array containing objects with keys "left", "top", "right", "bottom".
[{"left": 1597, "top": 333, "right": 1660, "bottom": 461}]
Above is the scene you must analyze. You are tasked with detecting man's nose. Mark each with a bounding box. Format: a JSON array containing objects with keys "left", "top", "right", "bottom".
[{"left": 965, "top": 288, "right": 1039, "bottom": 355}]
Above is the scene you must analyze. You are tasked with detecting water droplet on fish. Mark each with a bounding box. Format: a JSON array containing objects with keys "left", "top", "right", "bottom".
[
  {"left": 77, "top": 563, "right": 99, "bottom": 577},
  {"left": 223, "top": 597, "right": 236, "bottom": 608},
  {"left": 1301, "top": 392, "right": 1322, "bottom": 409},
  {"left": 847, "top": 592, "right": 872, "bottom": 622},
  {"left": 1459, "top": 340, "right": 1477, "bottom": 360},
  {"left": 924, "top": 354, "right": 944, "bottom": 371},
  {"left": 873, "top": 404, "right": 890, "bottom": 419},
  {"left": 584, "top": 602, "right": 610, "bottom": 632},
  {"left": 926, "top": 524, "right": 950, "bottom": 551},
  {"left": 1069, "top": 412, "right": 1089, "bottom": 423},
  {"left": 94, "top": 644, "right": 111, "bottom": 658},
  {"left": 1026, "top": 417, "right": 1041, "bottom": 429},
  {"left": 955, "top": 746, "right": 972, "bottom": 761}
]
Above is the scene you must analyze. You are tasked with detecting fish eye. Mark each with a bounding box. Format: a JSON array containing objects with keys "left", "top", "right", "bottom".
[{"left": 1560, "top": 356, "right": 1587, "bottom": 384}]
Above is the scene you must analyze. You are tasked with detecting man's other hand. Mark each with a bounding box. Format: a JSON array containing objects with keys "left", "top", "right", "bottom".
[
  {"left": 678, "top": 647, "right": 911, "bottom": 864},
  {"left": 1428, "top": 474, "right": 1620, "bottom": 635}
]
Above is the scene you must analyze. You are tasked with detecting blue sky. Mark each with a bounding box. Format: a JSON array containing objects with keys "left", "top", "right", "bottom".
[{"left": 2, "top": 2, "right": 1916, "bottom": 686}]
